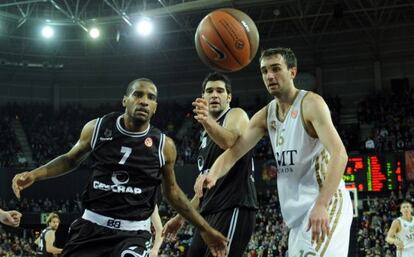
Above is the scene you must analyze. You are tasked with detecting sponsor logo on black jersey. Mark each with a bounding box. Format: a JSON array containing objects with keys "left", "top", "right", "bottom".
[{"left": 93, "top": 171, "right": 142, "bottom": 195}]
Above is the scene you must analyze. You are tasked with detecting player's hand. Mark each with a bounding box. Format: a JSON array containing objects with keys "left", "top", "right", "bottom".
[
  {"left": 162, "top": 215, "right": 185, "bottom": 241},
  {"left": 192, "top": 98, "right": 210, "bottom": 124},
  {"left": 395, "top": 238, "right": 404, "bottom": 250},
  {"left": 12, "top": 171, "right": 35, "bottom": 199},
  {"left": 307, "top": 203, "right": 330, "bottom": 243},
  {"left": 0, "top": 210, "right": 22, "bottom": 227},
  {"left": 200, "top": 227, "right": 228, "bottom": 257},
  {"left": 194, "top": 174, "right": 218, "bottom": 198}
]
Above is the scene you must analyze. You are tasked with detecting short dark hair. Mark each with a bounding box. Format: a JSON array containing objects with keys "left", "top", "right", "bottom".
[
  {"left": 259, "top": 47, "right": 297, "bottom": 69},
  {"left": 125, "top": 78, "right": 155, "bottom": 96},
  {"left": 201, "top": 72, "right": 232, "bottom": 94}
]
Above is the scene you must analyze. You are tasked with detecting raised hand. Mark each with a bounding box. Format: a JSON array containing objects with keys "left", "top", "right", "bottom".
[
  {"left": 192, "top": 98, "right": 210, "bottom": 124},
  {"left": 12, "top": 171, "right": 35, "bottom": 199}
]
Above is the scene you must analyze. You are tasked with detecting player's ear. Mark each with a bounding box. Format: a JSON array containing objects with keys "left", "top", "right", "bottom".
[
  {"left": 227, "top": 93, "right": 232, "bottom": 103},
  {"left": 290, "top": 67, "right": 297, "bottom": 79},
  {"left": 122, "top": 96, "right": 127, "bottom": 107}
]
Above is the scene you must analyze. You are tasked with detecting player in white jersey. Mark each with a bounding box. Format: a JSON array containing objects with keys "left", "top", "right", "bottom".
[
  {"left": 386, "top": 201, "right": 414, "bottom": 257},
  {"left": 194, "top": 47, "right": 353, "bottom": 257}
]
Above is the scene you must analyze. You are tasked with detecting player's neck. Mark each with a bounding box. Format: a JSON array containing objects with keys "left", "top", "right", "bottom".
[
  {"left": 276, "top": 88, "right": 299, "bottom": 113},
  {"left": 402, "top": 215, "right": 413, "bottom": 221},
  {"left": 122, "top": 115, "right": 150, "bottom": 132}
]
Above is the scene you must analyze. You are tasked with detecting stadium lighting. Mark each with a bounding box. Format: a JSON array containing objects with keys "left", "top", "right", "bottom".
[
  {"left": 89, "top": 28, "right": 100, "bottom": 39},
  {"left": 41, "top": 26, "right": 54, "bottom": 39},
  {"left": 135, "top": 18, "right": 153, "bottom": 37}
]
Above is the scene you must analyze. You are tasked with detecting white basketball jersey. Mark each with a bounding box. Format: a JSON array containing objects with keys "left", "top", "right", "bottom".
[
  {"left": 266, "top": 90, "right": 346, "bottom": 228},
  {"left": 398, "top": 217, "right": 414, "bottom": 249}
]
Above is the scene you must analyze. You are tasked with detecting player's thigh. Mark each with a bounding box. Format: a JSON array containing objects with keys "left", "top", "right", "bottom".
[
  {"left": 111, "top": 231, "right": 152, "bottom": 257},
  {"left": 289, "top": 190, "right": 353, "bottom": 257}
]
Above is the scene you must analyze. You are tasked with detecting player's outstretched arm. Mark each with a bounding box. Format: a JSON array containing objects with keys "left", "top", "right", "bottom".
[
  {"left": 386, "top": 219, "right": 404, "bottom": 250},
  {"left": 12, "top": 119, "right": 96, "bottom": 199},
  {"left": 302, "top": 93, "right": 348, "bottom": 242},
  {"left": 193, "top": 98, "right": 249, "bottom": 149},
  {"left": 194, "top": 106, "right": 267, "bottom": 197},
  {"left": 150, "top": 204, "right": 163, "bottom": 257},
  {"left": 161, "top": 136, "right": 227, "bottom": 257}
]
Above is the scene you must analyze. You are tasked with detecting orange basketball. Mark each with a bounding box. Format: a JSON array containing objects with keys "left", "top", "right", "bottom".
[{"left": 195, "top": 8, "right": 259, "bottom": 72}]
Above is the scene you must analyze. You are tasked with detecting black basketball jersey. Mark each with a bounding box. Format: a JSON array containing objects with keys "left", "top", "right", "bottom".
[
  {"left": 37, "top": 227, "right": 53, "bottom": 257},
  {"left": 197, "top": 108, "right": 258, "bottom": 215},
  {"left": 81, "top": 112, "right": 166, "bottom": 220}
]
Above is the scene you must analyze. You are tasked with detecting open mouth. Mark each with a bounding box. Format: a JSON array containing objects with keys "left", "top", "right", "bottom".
[{"left": 268, "top": 83, "right": 279, "bottom": 88}]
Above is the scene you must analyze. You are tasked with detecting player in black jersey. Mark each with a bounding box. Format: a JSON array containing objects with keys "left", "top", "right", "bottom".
[
  {"left": 12, "top": 78, "right": 228, "bottom": 257},
  {"left": 35, "top": 212, "right": 62, "bottom": 256},
  {"left": 164, "top": 72, "right": 258, "bottom": 257}
]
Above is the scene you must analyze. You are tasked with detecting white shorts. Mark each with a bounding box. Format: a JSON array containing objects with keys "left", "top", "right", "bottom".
[
  {"left": 397, "top": 247, "right": 414, "bottom": 257},
  {"left": 288, "top": 189, "right": 353, "bottom": 257}
]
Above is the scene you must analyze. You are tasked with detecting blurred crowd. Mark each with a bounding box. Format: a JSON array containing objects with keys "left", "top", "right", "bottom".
[
  {"left": 2, "top": 89, "right": 413, "bottom": 168},
  {"left": 358, "top": 89, "right": 414, "bottom": 152}
]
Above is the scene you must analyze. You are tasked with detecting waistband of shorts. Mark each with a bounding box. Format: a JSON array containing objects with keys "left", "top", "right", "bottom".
[{"left": 82, "top": 209, "right": 151, "bottom": 232}]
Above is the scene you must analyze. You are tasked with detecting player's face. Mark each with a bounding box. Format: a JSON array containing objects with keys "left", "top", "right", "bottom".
[
  {"left": 260, "top": 54, "right": 297, "bottom": 98},
  {"left": 202, "top": 80, "right": 231, "bottom": 117},
  {"left": 401, "top": 203, "right": 413, "bottom": 216},
  {"left": 123, "top": 82, "right": 158, "bottom": 123},
  {"left": 49, "top": 218, "right": 60, "bottom": 231}
]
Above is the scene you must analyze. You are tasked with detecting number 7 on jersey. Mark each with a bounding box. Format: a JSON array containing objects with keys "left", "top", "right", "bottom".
[{"left": 119, "top": 146, "right": 132, "bottom": 165}]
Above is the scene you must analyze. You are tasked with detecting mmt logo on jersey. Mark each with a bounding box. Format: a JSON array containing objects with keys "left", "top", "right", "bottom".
[{"left": 275, "top": 150, "right": 297, "bottom": 174}]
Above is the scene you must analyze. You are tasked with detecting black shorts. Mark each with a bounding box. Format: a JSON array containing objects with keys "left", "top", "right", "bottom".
[
  {"left": 187, "top": 207, "right": 256, "bottom": 257},
  {"left": 61, "top": 218, "right": 152, "bottom": 257}
]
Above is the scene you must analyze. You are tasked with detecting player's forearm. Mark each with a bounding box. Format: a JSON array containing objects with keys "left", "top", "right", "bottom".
[
  {"left": 176, "top": 195, "right": 200, "bottom": 221},
  {"left": 47, "top": 246, "right": 62, "bottom": 254},
  {"left": 152, "top": 232, "right": 163, "bottom": 253},
  {"left": 164, "top": 186, "right": 210, "bottom": 232},
  {"left": 315, "top": 151, "right": 348, "bottom": 207},
  {"left": 202, "top": 119, "right": 238, "bottom": 149},
  {"left": 32, "top": 154, "right": 80, "bottom": 181},
  {"left": 386, "top": 236, "right": 395, "bottom": 244},
  {"left": 208, "top": 150, "right": 237, "bottom": 180}
]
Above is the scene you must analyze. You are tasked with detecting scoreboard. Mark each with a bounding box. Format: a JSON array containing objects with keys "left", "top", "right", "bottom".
[{"left": 343, "top": 153, "right": 404, "bottom": 192}]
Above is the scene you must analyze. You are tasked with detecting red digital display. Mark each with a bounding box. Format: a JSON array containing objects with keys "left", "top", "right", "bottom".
[{"left": 343, "top": 154, "right": 404, "bottom": 192}]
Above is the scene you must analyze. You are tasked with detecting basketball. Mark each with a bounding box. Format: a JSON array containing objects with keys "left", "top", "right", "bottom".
[{"left": 195, "top": 8, "right": 259, "bottom": 72}]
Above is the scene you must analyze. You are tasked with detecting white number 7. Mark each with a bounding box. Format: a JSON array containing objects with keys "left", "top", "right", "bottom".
[{"left": 119, "top": 146, "right": 132, "bottom": 165}]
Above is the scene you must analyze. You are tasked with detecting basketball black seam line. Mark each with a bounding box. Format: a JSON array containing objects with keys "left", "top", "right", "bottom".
[
  {"left": 197, "top": 32, "right": 229, "bottom": 72},
  {"left": 223, "top": 10, "right": 255, "bottom": 59},
  {"left": 208, "top": 15, "right": 244, "bottom": 67}
]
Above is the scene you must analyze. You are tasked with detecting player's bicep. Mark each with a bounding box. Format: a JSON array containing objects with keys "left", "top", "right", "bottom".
[
  {"left": 387, "top": 220, "right": 400, "bottom": 237},
  {"left": 44, "top": 231, "right": 55, "bottom": 249},
  {"left": 305, "top": 94, "right": 345, "bottom": 154},
  {"left": 161, "top": 137, "right": 178, "bottom": 190},
  {"left": 65, "top": 119, "right": 96, "bottom": 162},
  {"left": 223, "top": 108, "right": 250, "bottom": 136}
]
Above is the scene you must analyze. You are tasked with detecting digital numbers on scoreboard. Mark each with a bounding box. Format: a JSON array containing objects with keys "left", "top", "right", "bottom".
[{"left": 343, "top": 154, "right": 404, "bottom": 192}]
